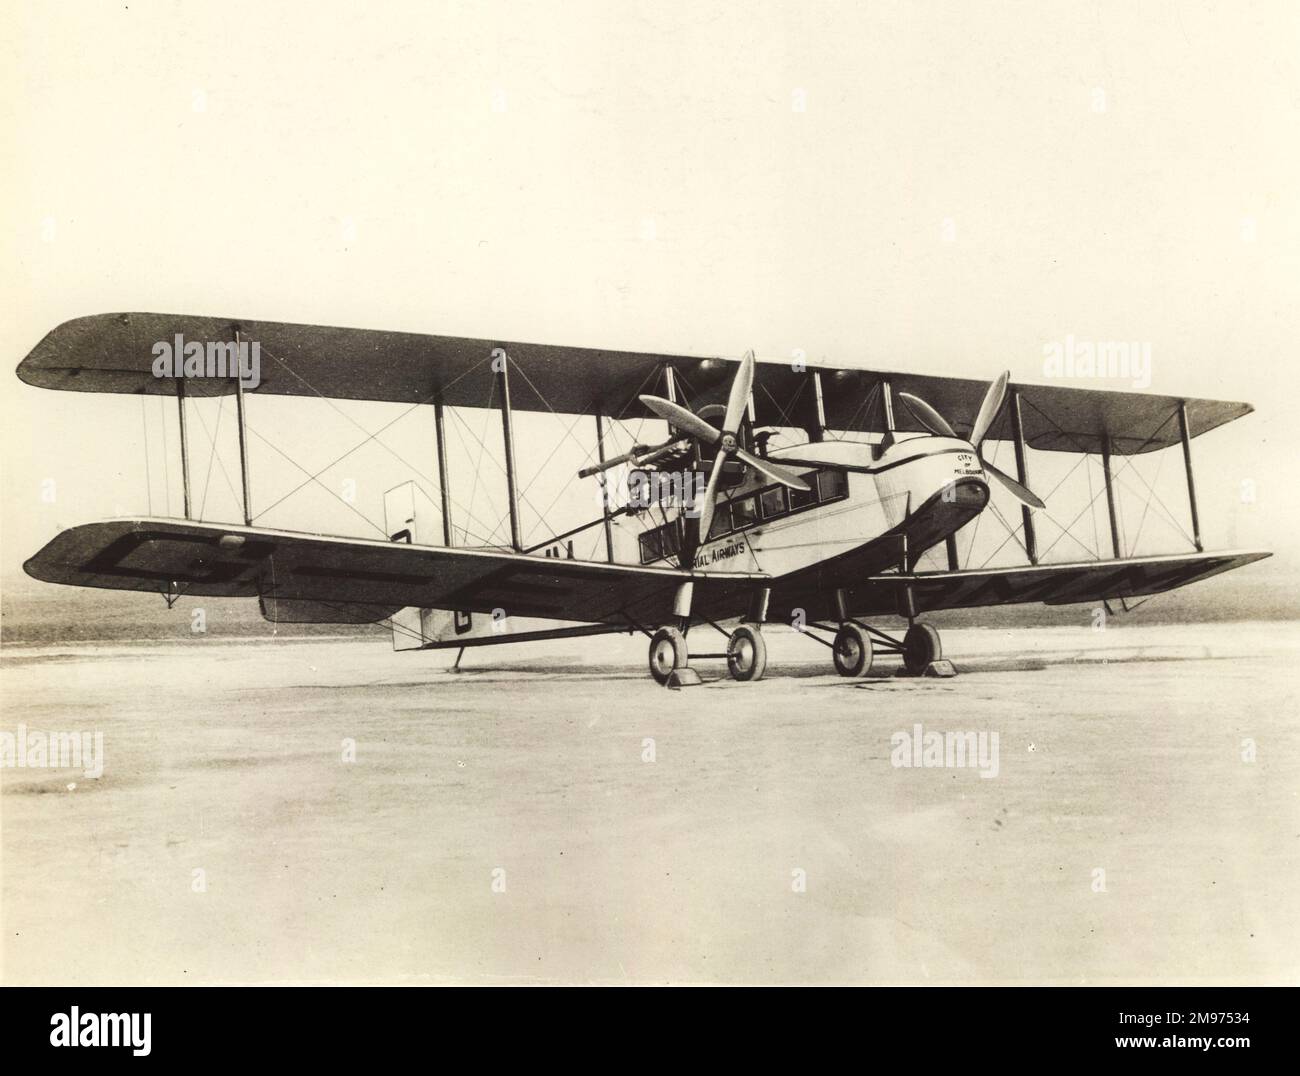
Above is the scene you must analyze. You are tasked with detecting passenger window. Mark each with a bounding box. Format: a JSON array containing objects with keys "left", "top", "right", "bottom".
[
  {"left": 639, "top": 528, "right": 662, "bottom": 564},
  {"left": 707, "top": 502, "right": 733, "bottom": 539},
  {"left": 760, "top": 486, "right": 787, "bottom": 518},
  {"left": 789, "top": 473, "right": 817, "bottom": 511},
  {"left": 817, "top": 469, "right": 848, "bottom": 502},
  {"left": 661, "top": 522, "right": 681, "bottom": 557},
  {"left": 731, "top": 496, "right": 758, "bottom": 529}
]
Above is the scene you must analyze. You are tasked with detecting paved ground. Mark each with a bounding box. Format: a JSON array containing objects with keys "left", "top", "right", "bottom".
[{"left": 2, "top": 621, "right": 1297, "bottom": 984}]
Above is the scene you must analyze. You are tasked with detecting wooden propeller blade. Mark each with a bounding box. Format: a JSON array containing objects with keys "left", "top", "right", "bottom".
[
  {"left": 969, "top": 370, "right": 1009, "bottom": 449},
  {"left": 898, "top": 392, "right": 957, "bottom": 438},
  {"left": 639, "top": 395, "right": 721, "bottom": 443},
  {"left": 695, "top": 451, "right": 727, "bottom": 541},
  {"left": 735, "top": 448, "right": 810, "bottom": 491},
  {"left": 983, "top": 458, "right": 1045, "bottom": 509},
  {"left": 724, "top": 350, "right": 755, "bottom": 435}
]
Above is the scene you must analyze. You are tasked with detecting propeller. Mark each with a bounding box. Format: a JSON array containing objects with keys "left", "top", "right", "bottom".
[
  {"left": 639, "top": 350, "right": 810, "bottom": 539},
  {"left": 897, "top": 371, "right": 1046, "bottom": 510}
]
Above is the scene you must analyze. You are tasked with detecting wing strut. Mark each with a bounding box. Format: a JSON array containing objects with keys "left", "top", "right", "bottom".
[
  {"left": 594, "top": 412, "right": 615, "bottom": 562},
  {"left": 495, "top": 351, "right": 523, "bottom": 551},
  {"left": 1178, "top": 401, "right": 1204, "bottom": 552},
  {"left": 944, "top": 532, "right": 959, "bottom": 570},
  {"left": 233, "top": 327, "right": 254, "bottom": 526},
  {"left": 1100, "top": 433, "right": 1123, "bottom": 559},
  {"left": 434, "top": 397, "right": 454, "bottom": 545},
  {"left": 1009, "top": 388, "right": 1037, "bottom": 564},
  {"left": 177, "top": 378, "right": 192, "bottom": 519},
  {"left": 809, "top": 370, "right": 827, "bottom": 442}
]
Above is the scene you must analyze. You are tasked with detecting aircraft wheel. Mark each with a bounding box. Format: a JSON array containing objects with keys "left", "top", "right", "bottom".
[
  {"left": 648, "top": 627, "right": 688, "bottom": 685},
  {"left": 903, "top": 622, "right": 942, "bottom": 674},
  {"left": 832, "top": 623, "right": 873, "bottom": 677},
  {"left": 726, "top": 624, "right": 767, "bottom": 682}
]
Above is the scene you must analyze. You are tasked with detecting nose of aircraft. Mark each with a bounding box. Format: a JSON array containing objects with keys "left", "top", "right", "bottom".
[
  {"left": 872, "top": 434, "right": 991, "bottom": 533},
  {"left": 897, "top": 374, "right": 1046, "bottom": 510}
]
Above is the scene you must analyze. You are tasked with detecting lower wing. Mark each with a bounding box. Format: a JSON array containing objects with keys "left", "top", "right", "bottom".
[
  {"left": 24, "top": 518, "right": 767, "bottom": 627},
  {"left": 847, "top": 550, "right": 1271, "bottom": 617}
]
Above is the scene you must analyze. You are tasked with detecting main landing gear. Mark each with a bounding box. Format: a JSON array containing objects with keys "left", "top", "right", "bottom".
[
  {"left": 646, "top": 621, "right": 770, "bottom": 685},
  {"left": 725, "top": 623, "right": 767, "bottom": 682},
  {"left": 826, "top": 619, "right": 943, "bottom": 677},
  {"left": 641, "top": 585, "right": 947, "bottom": 684},
  {"left": 815, "top": 587, "right": 947, "bottom": 677},
  {"left": 648, "top": 626, "right": 688, "bottom": 684},
  {"left": 901, "top": 622, "right": 942, "bottom": 674},
  {"left": 832, "top": 623, "right": 872, "bottom": 677},
  {"left": 644, "top": 618, "right": 764, "bottom": 686},
  {"left": 646, "top": 617, "right": 944, "bottom": 682},
  {"left": 645, "top": 584, "right": 771, "bottom": 685}
]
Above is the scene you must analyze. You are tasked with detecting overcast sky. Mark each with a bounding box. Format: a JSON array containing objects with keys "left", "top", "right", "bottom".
[{"left": 3, "top": 0, "right": 1296, "bottom": 587}]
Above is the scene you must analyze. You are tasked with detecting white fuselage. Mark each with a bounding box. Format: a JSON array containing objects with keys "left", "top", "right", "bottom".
[{"left": 612, "top": 434, "right": 991, "bottom": 578}]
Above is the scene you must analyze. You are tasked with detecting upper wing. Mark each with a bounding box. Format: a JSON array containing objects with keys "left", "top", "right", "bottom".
[
  {"left": 23, "top": 518, "right": 767, "bottom": 627},
  {"left": 17, "top": 313, "right": 1252, "bottom": 453},
  {"left": 819, "top": 550, "right": 1271, "bottom": 620}
]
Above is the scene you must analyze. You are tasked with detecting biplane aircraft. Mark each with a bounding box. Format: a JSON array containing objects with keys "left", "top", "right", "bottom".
[{"left": 16, "top": 313, "right": 1269, "bottom": 684}]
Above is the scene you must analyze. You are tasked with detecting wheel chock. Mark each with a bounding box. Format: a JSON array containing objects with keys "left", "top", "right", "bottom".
[
  {"left": 893, "top": 659, "right": 958, "bottom": 678},
  {"left": 666, "top": 667, "right": 703, "bottom": 689}
]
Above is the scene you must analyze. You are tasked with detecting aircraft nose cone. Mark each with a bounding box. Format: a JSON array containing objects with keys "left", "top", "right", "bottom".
[{"left": 946, "top": 476, "right": 989, "bottom": 509}]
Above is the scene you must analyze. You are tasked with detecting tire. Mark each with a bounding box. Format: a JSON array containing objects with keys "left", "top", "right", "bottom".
[
  {"left": 726, "top": 624, "right": 768, "bottom": 682},
  {"left": 832, "top": 623, "right": 872, "bottom": 677},
  {"left": 648, "top": 627, "right": 688, "bottom": 685},
  {"left": 903, "top": 622, "right": 941, "bottom": 674}
]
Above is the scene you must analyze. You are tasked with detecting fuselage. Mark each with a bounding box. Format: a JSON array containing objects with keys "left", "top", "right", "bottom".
[{"left": 613, "top": 433, "right": 990, "bottom": 580}]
